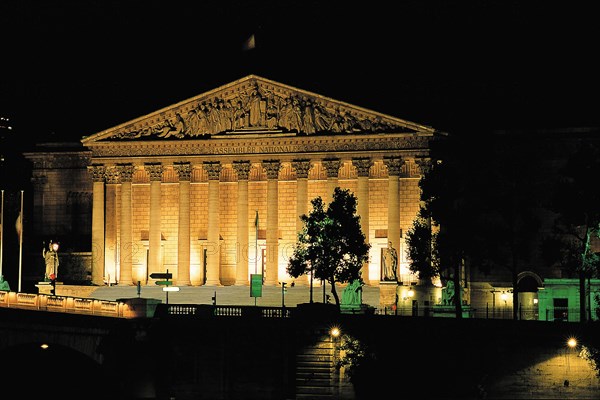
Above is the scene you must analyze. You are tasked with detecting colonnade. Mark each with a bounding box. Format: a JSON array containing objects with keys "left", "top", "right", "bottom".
[{"left": 88, "top": 156, "right": 416, "bottom": 287}]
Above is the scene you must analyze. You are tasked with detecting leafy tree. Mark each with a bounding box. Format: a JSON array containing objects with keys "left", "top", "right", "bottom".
[
  {"left": 287, "top": 187, "right": 370, "bottom": 309},
  {"left": 405, "top": 211, "right": 436, "bottom": 282},
  {"left": 468, "top": 136, "right": 543, "bottom": 320},
  {"left": 543, "top": 141, "right": 600, "bottom": 322},
  {"left": 406, "top": 138, "right": 476, "bottom": 318},
  {"left": 407, "top": 134, "right": 548, "bottom": 319}
]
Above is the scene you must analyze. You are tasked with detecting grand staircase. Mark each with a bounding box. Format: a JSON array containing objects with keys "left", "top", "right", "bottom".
[{"left": 295, "top": 330, "right": 345, "bottom": 399}]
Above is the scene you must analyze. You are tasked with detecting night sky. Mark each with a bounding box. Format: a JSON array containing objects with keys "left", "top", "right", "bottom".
[{"left": 1, "top": 0, "right": 599, "bottom": 144}]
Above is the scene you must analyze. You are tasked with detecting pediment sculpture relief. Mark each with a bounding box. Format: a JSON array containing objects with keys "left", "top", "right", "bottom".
[{"left": 109, "top": 79, "right": 415, "bottom": 140}]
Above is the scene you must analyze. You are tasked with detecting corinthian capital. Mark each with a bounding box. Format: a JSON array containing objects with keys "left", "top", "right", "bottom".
[
  {"left": 145, "top": 163, "right": 164, "bottom": 181},
  {"left": 203, "top": 161, "right": 222, "bottom": 180},
  {"left": 262, "top": 160, "right": 281, "bottom": 180},
  {"left": 383, "top": 157, "right": 405, "bottom": 176}
]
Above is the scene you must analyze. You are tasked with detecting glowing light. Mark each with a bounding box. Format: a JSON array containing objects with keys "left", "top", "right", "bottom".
[
  {"left": 407, "top": 288, "right": 415, "bottom": 298},
  {"left": 500, "top": 292, "right": 508, "bottom": 302},
  {"left": 330, "top": 327, "right": 341, "bottom": 337},
  {"left": 40, "top": 344, "right": 49, "bottom": 350},
  {"left": 533, "top": 298, "right": 538, "bottom": 305},
  {"left": 567, "top": 338, "right": 577, "bottom": 348}
]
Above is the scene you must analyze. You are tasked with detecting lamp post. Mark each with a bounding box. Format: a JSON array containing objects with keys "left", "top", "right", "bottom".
[
  {"left": 52, "top": 242, "right": 59, "bottom": 277},
  {"left": 280, "top": 281, "right": 287, "bottom": 317}
]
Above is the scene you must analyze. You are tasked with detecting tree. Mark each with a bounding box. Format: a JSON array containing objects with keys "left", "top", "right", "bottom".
[
  {"left": 543, "top": 141, "right": 600, "bottom": 322},
  {"left": 287, "top": 187, "right": 370, "bottom": 309},
  {"left": 406, "top": 138, "right": 475, "bottom": 318},
  {"left": 468, "top": 135, "right": 543, "bottom": 320},
  {"left": 407, "top": 134, "right": 548, "bottom": 319}
]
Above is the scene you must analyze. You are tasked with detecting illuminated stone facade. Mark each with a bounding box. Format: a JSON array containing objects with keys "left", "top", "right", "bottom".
[{"left": 27, "top": 75, "right": 443, "bottom": 288}]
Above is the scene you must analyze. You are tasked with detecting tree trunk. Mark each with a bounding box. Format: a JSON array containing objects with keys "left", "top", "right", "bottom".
[
  {"left": 453, "top": 264, "right": 463, "bottom": 319},
  {"left": 512, "top": 271, "right": 519, "bottom": 320},
  {"left": 330, "top": 280, "right": 340, "bottom": 310}
]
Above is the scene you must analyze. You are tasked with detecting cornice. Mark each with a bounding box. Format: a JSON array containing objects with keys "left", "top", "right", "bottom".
[{"left": 86, "top": 133, "right": 434, "bottom": 158}]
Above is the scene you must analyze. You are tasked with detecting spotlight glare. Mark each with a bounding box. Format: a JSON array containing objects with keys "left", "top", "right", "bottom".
[{"left": 567, "top": 337, "right": 577, "bottom": 348}]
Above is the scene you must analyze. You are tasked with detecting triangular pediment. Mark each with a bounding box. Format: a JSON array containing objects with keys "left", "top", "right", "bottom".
[{"left": 82, "top": 75, "right": 435, "bottom": 144}]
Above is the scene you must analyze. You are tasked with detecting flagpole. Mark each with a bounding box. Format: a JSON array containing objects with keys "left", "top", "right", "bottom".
[
  {"left": 18, "top": 190, "right": 23, "bottom": 292},
  {"left": 0, "top": 189, "right": 4, "bottom": 277}
]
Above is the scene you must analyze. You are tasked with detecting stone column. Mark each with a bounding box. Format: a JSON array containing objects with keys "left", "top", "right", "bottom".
[
  {"left": 352, "top": 158, "right": 373, "bottom": 283},
  {"left": 146, "top": 163, "right": 163, "bottom": 282},
  {"left": 322, "top": 158, "right": 342, "bottom": 202},
  {"left": 117, "top": 164, "right": 135, "bottom": 286},
  {"left": 104, "top": 166, "right": 119, "bottom": 284},
  {"left": 384, "top": 157, "right": 404, "bottom": 282},
  {"left": 88, "top": 165, "right": 106, "bottom": 286},
  {"left": 204, "top": 161, "right": 222, "bottom": 286},
  {"left": 262, "top": 160, "right": 281, "bottom": 286},
  {"left": 292, "top": 160, "right": 312, "bottom": 230},
  {"left": 174, "top": 162, "right": 192, "bottom": 286},
  {"left": 291, "top": 159, "right": 312, "bottom": 285},
  {"left": 233, "top": 161, "right": 251, "bottom": 285}
]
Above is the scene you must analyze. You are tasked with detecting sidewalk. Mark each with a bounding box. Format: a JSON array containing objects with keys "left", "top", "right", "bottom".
[{"left": 89, "top": 283, "right": 381, "bottom": 308}]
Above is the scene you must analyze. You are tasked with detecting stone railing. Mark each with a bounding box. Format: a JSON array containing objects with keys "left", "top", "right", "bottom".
[{"left": 0, "top": 290, "right": 157, "bottom": 319}]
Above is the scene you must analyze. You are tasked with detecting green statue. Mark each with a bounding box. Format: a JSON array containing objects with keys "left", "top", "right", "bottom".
[
  {"left": 0, "top": 275, "right": 10, "bottom": 291},
  {"left": 341, "top": 279, "right": 363, "bottom": 305}
]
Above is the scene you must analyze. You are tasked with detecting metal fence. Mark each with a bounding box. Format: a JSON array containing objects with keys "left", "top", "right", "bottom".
[{"left": 374, "top": 304, "right": 588, "bottom": 322}]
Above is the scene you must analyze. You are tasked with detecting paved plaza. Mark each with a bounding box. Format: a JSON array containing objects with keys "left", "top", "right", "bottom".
[{"left": 90, "top": 282, "right": 381, "bottom": 308}]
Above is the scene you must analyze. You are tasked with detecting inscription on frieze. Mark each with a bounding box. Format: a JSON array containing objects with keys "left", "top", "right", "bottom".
[{"left": 90, "top": 135, "right": 432, "bottom": 158}]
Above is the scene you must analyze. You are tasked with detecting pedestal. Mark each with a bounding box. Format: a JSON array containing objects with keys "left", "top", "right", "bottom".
[
  {"left": 432, "top": 305, "right": 472, "bottom": 318},
  {"left": 340, "top": 304, "right": 375, "bottom": 315},
  {"left": 379, "top": 281, "right": 399, "bottom": 308},
  {"left": 36, "top": 281, "right": 62, "bottom": 295}
]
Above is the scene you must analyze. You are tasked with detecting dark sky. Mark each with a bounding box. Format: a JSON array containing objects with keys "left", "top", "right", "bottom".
[{"left": 1, "top": 0, "right": 599, "bottom": 143}]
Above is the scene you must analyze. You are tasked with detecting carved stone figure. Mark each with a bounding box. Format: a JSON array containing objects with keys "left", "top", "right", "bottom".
[
  {"left": 381, "top": 241, "right": 398, "bottom": 281},
  {"left": 43, "top": 242, "right": 59, "bottom": 280}
]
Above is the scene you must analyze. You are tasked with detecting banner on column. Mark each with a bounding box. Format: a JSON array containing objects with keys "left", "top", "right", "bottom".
[{"left": 250, "top": 274, "right": 263, "bottom": 298}]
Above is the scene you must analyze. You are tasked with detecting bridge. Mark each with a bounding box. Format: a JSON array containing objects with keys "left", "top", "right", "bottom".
[{"left": 2, "top": 289, "right": 600, "bottom": 399}]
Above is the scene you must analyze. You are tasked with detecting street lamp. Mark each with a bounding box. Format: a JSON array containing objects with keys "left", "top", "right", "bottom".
[
  {"left": 281, "top": 281, "right": 287, "bottom": 311},
  {"left": 401, "top": 287, "right": 415, "bottom": 315},
  {"left": 52, "top": 242, "right": 59, "bottom": 276}
]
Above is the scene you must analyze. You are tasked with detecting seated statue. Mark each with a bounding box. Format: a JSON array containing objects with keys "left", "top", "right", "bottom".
[
  {"left": 341, "top": 279, "right": 363, "bottom": 305},
  {"left": 0, "top": 275, "right": 10, "bottom": 291}
]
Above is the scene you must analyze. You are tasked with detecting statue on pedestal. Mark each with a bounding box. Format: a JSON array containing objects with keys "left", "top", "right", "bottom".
[
  {"left": 43, "top": 241, "right": 59, "bottom": 281},
  {"left": 381, "top": 241, "right": 398, "bottom": 281}
]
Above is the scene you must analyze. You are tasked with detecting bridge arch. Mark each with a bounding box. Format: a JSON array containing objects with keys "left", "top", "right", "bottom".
[{"left": 3, "top": 341, "right": 118, "bottom": 398}]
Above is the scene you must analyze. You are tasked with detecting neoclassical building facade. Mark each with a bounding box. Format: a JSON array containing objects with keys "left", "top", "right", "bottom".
[{"left": 25, "top": 75, "right": 444, "bottom": 289}]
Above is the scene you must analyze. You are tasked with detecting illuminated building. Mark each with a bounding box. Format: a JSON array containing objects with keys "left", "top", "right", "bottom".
[
  {"left": 23, "top": 75, "right": 441, "bottom": 293},
  {"left": 20, "top": 76, "right": 600, "bottom": 319}
]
